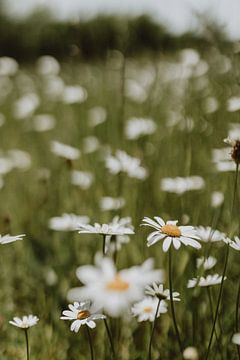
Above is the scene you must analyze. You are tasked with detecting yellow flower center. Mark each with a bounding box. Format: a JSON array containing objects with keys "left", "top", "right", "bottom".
[
  {"left": 161, "top": 224, "right": 181, "bottom": 237},
  {"left": 143, "top": 306, "right": 153, "bottom": 313},
  {"left": 106, "top": 276, "right": 129, "bottom": 292},
  {"left": 77, "top": 310, "right": 91, "bottom": 320}
]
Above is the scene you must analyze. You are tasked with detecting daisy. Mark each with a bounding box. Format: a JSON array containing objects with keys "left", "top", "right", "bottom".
[
  {"left": 50, "top": 141, "right": 80, "bottom": 160},
  {"left": 196, "top": 226, "right": 227, "bottom": 243},
  {"left": 232, "top": 333, "right": 240, "bottom": 345},
  {"left": 125, "top": 117, "right": 157, "bottom": 140},
  {"left": 67, "top": 256, "right": 163, "bottom": 317},
  {"left": 224, "top": 137, "right": 240, "bottom": 164},
  {"left": 48, "top": 213, "right": 89, "bottom": 231},
  {"left": 141, "top": 216, "right": 201, "bottom": 252},
  {"left": 60, "top": 301, "right": 106, "bottom": 332},
  {"left": 145, "top": 283, "right": 180, "bottom": 301},
  {"left": 187, "top": 274, "right": 226, "bottom": 288},
  {"left": 77, "top": 217, "right": 134, "bottom": 237},
  {"left": 71, "top": 170, "right": 94, "bottom": 190},
  {"left": 0, "top": 233, "right": 25, "bottom": 245},
  {"left": 9, "top": 315, "right": 39, "bottom": 329},
  {"left": 160, "top": 176, "right": 205, "bottom": 195},
  {"left": 228, "top": 236, "right": 240, "bottom": 251},
  {"left": 131, "top": 297, "right": 167, "bottom": 322},
  {"left": 99, "top": 197, "right": 125, "bottom": 211},
  {"left": 196, "top": 256, "right": 217, "bottom": 270}
]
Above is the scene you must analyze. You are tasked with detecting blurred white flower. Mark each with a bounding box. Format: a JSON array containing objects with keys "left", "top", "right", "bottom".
[
  {"left": 60, "top": 300, "right": 106, "bottom": 332},
  {"left": 43, "top": 75, "right": 65, "bottom": 100},
  {"left": 51, "top": 141, "right": 80, "bottom": 160},
  {"left": 83, "top": 136, "right": 100, "bottom": 154},
  {"left": 49, "top": 213, "right": 89, "bottom": 231},
  {"left": 142, "top": 216, "right": 201, "bottom": 251},
  {"left": 224, "top": 137, "right": 240, "bottom": 164},
  {"left": 215, "top": 161, "right": 236, "bottom": 172},
  {"left": 125, "top": 117, "right": 157, "bottom": 140},
  {"left": 228, "top": 123, "right": 240, "bottom": 141},
  {"left": 9, "top": 315, "right": 39, "bottom": 329},
  {"left": 228, "top": 236, "right": 240, "bottom": 251},
  {"left": 180, "top": 49, "right": 200, "bottom": 66},
  {"left": 131, "top": 297, "right": 167, "bottom": 322},
  {"left": 68, "top": 256, "right": 164, "bottom": 317},
  {"left": 203, "top": 97, "right": 219, "bottom": 114},
  {"left": 232, "top": 333, "right": 240, "bottom": 345},
  {"left": 13, "top": 93, "right": 40, "bottom": 120},
  {"left": 187, "top": 274, "right": 226, "bottom": 288},
  {"left": 145, "top": 283, "right": 180, "bottom": 301},
  {"left": 211, "top": 191, "right": 224, "bottom": 208},
  {"left": 0, "top": 157, "right": 13, "bottom": 175},
  {"left": 99, "top": 197, "right": 125, "bottom": 211},
  {"left": 77, "top": 217, "right": 134, "bottom": 237},
  {"left": 183, "top": 346, "right": 199, "bottom": 360},
  {"left": 125, "top": 79, "right": 147, "bottom": 103},
  {"left": 8, "top": 149, "right": 31, "bottom": 170},
  {"left": 62, "top": 85, "right": 88, "bottom": 104},
  {"left": 32, "top": 114, "right": 56, "bottom": 132},
  {"left": 0, "top": 57, "right": 18, "bottom": 76},
  {"left": 196, "top": 256, "right": 217, "bottom": 270},
  {"left": 105, "top": 150, "right": 148, "bottom": 180},
  {"left": 227, "top": 97, "right": 240, "bottom": 112},
  {"left": 0, "top": 234, "right": 25, "bottom": 245},
  {"left": 71, "top": 170, "right": 94, "bottom": 189},
  {"left": 88, "top": 106, "right": 107, "bottom": 127},
  {"left": 36, "top": 56, "right": 60, "bottom": 76},
  {"left": 160, "top": 176, "right": 205, "bottom": 194},
  {"left": 196, "top": 226, "right": 227, "bottom": 243}
]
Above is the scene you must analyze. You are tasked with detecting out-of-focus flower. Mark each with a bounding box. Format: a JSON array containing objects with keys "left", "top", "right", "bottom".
[
  {"left": 0, "top": 157, "right": 13, "bottom": 175},
  {"left": 228, "top": 123, "right": 240, "bottom": 141},
  {"left": 9, "top": 315, "right": 39, "bottom": 329},
  {"left": 145, "top": 283, "right": 180, "bottom": 301},
  {"left": 60, "top": 301, "right": 106, "bottom": 332},
  {"left": 43, "top": 75, "right": 65, "bottom": 100},
  {"left": 131, "top": 297, "right": 167, "bottom": 322},
  {"left": 224, "top": 137, "right": 240, "bottom": 164},
  {"left": 211, "top": 191, "right": 224, "bottom": 208},
  {"left": 203, "top": 97, "right": 219, "bottom": 114},
  {"left": 71, "top": 170, "right": 94, "bottom": 189},
  {"left": 196, "top": 256, "right": 217, "bottom": 270},
  {"left": 179, "top": 49, "right": 200, "bottom": 66},
  {"left": 232, "top": 333, "right": 240, "bottom": 345},
  {"left": 125, "top": 79, "right": 147, "bottom": 103},
  {"left": 0, "top": 57, "right": 18, "bottom": 76},
  {"left": 105, "top": 150, "right": 148, "bottom": 180},
  {"left": 88, "top": 106, "right": 107, "bottom": 127},
  {"left": 227, "top": 97, "right": 240, "bottom": 112},
  {"left": 36, "top": 56, "right": 60, "bottom": 76},
  {"left": 196, "top": 226, "right": 227, "bottom": 243},
  {"left": 187, "top": 274, "right": 226, "bottom": 288},
  {"left": 142, "top": 216, "right": 201, "bottom": 251},
  {"left": 83, "top": 136, "right": 100, "bottom": 154},
  {"left": 68, "top": 256, "right": 164, "bottom": 317},
  {"left": 0, "top": 234, "right": 25, "bottom": 245},
  {"left": 51, "top": 141, "right": 80, "bottom": 160},
  {"left": 183, "top": 346, "right": 199, "bottom": 360},
  {"left": 77, "top": 217, "right": 134, "bottom": 237},
  {"left": 7, "top": 149, "right": 32, "bottom": 170},
  {"left": 160, "top": 176, "right": 205, "bottom": 194},
  {"left": 99, "top": 197, "right": 125, "bottom": 211},
  {"left": 13, "top": 93, "right": 40, "bottom": 120},
  {"left": 228, "top": 236, "right": 240, "bottom": 251},
  {"left": 104, "top": 216, "right": 134, "bottom": 253},
  {"left": 125, "top": 117, "right": 156, "bottom": 140},
  {"left": 49, "top": 213, "right": 89, "bottom": 231},
  {"left": 62, "top": 85, "right": 88, "bottom": 104},
  {"left": 32, "top": 114, "right": 56, "bottom": 132}
]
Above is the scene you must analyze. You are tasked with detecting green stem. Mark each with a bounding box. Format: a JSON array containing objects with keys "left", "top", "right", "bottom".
[
  {"left": 24, "top": 329, "right": 30, "bottom": 360},
  {"left": 236, "top": 276, "right": 240, "bottom": 359},
  {"left": 148, "top": 298, "right": 161, "bottom": 360},
  {"left": 102, "top": 235, "right": 106, "bottom": 256},
  {"left": 104, "top": 318, "right": 115, "bottom": 359},
  {"left": 86, "top": 326, "right": 94, "bottom": 360},
  {"left": 168, "top": 248, "right": 183, "bottom": 356}
]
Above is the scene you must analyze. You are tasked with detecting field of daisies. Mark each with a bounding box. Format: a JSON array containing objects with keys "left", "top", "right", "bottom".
[{"left": 0, "top": 47, "right": 240, "bottom": 360}]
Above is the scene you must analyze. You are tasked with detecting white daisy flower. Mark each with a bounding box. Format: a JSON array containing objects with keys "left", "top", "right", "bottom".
[
  {"left": 196, "top": 256, "right": 217, "bottom": 270},
  {"left": 196, "top": 226, "right": 227, "bottom": 243},
  {"left": 71, "top": 170, "right": 94, "bottom": 190},
  {"left": 211, "top": 191, "right": 224, "bottom": 208},
  {"left": 228, "top": 236, "right": 240, "bottom": 251},
  {"left": 160, "top": 176, "right": 205, "bottom": 194},
  {"left": 131, "top": 297, "right": 167, "bottom": 322},
  {"left": 145, "top": 283, "right": 180, "bottom": 301},
  {"left": 141, "top": 216, "right": 201, "bottom": 252},
  {"left": 125, "top": 117, "right": 157, "bottom": 140},
  {"left": 99, "top": 197, "right": 125, "bottom": 211},
  {"left": 48, "top": 213, "right": 89, "bottom": 231},
  {"left": 183, "top": 346, "right": 199, "bottom": 360},
  {"left": 0, "top": 234, "right": 25, "bottom": 245},
  {"left": 187, "top": 274, "right": 226, "bottom": 288},
  {"left": 9, "top": 315, "right": 39, "bottom": 329},
  {"left": 60, "top": 301, "right": 106, "bottom": 332},
  {"left": 62, "top": 85, "right": 88, "bottom": 104},
  {"left": 232, "top": 333, "right": 240, "bottom": 345},
  {"left": 77, "top": 217, "right": 134, "bottom": 237},
  {"left": 51, "top": 141, "right": 80, "bottom": 160},
  {"left": 67, "top": 256, "right": 164, "bottom": 317}
]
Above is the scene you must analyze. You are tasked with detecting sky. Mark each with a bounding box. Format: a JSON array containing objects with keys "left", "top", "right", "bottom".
[{"left": 4, "top": 0, "right": 240, "bottom": 40}]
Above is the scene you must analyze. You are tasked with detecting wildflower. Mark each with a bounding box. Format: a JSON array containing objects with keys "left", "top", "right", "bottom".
[
  {"left": 13, "top": 93, "right": 40, "bottom": 120},
  {"left": 142, "top": 216, "right": 201, "bottom": 251},
  {"left": 187, "top": 274, "right": 226, "bottom": 288},
  {"left": 32, "top": 114, "right": 56, "bottom": 132},
  {"left": 0, "top": 234, "right": 25, "bottom": 245},
  {"left": 0, "top": 56, "right": 18, "bottom": 76},
  {"left": 232, "top": 333, "right": 240, "bottom": 345},
  {"left": 60, "top": 301, "right": 106, "bottom": 332},
  {"left": 99, "top": 197, "right": 125, "bottom": 211},
  {"left": 228, "top": 236, "right": 240, "bottom": 251},
  {"left": 131, "top": 297, "right": 167, "bottom": 322},
  {"left": 77, "top": 217, "right": 134, "bottom": 237},
  {"left": 71, "top": 170, "right": 94, "bottom": 189},
  {"left": 88, "top": 106, "right": 107, "bottom": 127},
  {"left": 196, "top": 256, "right": 217, "bottom": 270},
  {"left": 125, "top": 117, "right": 156, "bottom": 140},
  {"left": 183, "top": 346, "right": 199, "bottom": 360},
  {"left": 83, "top": 136, "right": 100, "bottom": 154},
  {"left": 145, "top": 282, "right": 180, "bottom": 301},
  {"left": 67, "top": 256, "right": 163, "bottom": 317},
  {"left": 62, "top": 85, "right": 88, "bottom": 104},
  {"left": 160, "top": 176, "right": 205, "bottom": 194},
  {"left": 51, "top": 141, "right": 80, "bottom": 160},
  {"left": 224, "top": 137, "right": 240, "bottom": 164},
  {"left": 36, "top": 55, "right": 60, "bottom": 76},
  {"left": 227, "top": 97, "right": 240, "bottom": 112},
  {"left": 48, "top": 213, "right": 89, "bottom": 231},
  {"left": 211, "top": 191, "right": 224, "bottom": 208},
  {"left": 9, "top": 315, "right": 39, "bottom": 329},
  {"left": 196, "top": 226, "right": 227, "bottom": 243}
]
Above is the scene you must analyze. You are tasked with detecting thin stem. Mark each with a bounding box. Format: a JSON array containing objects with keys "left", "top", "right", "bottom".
[
  {"left": 104, "top": 318, "right": 115, "bottom": 359},
  {"left": 231, "top": 163, "right": 239, "bottom": 218},
  {"left": 24, "top": 329, "right": 30, "bottom": 360},
  {"left": 148, "top": 298, "right": 161, "bottom": 360},
  {"left": 86, "top": 326, "right": 94, "bottom": 360},
  {"left": 206, "top": 244, "right": 229, "bottom": 359},
  {"left": 102, "top": 235, "right": 106, "bottom": 256},
  {"left": 168, "top": 248, "right": 183, "bottom": 355},
  {"left": 236, "top": 276, "right": 240, "bottom": 359}
]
